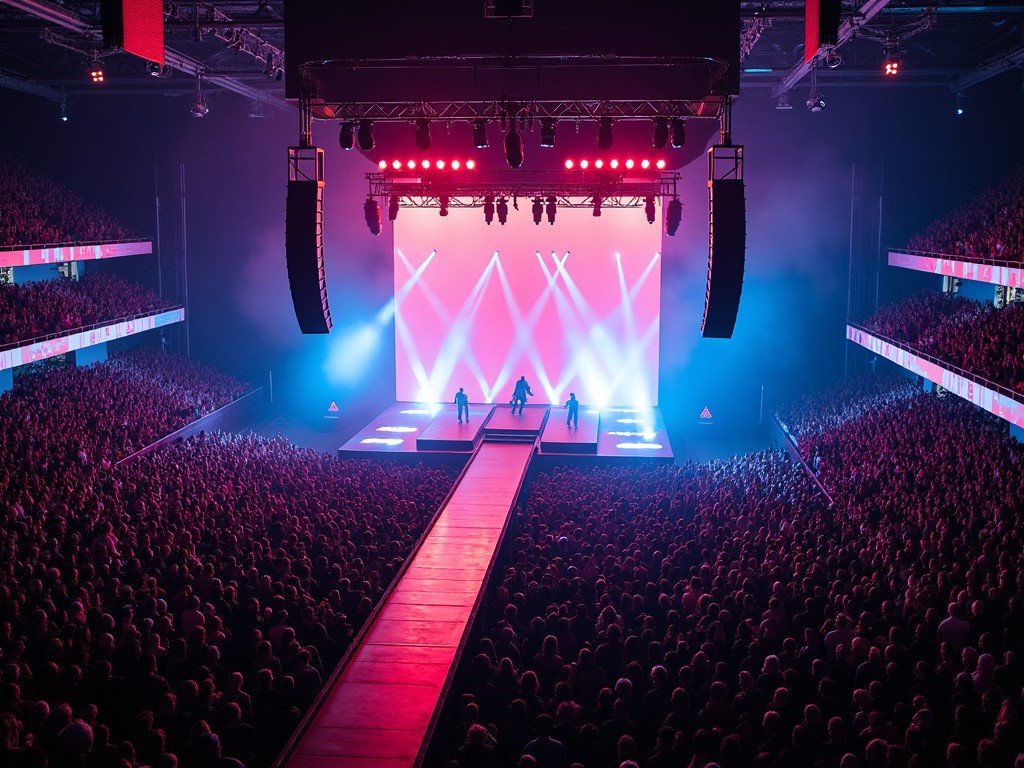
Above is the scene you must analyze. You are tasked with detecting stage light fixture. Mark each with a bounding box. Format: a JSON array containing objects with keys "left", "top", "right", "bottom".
[
  {"left": 883, "top": 53, "right": 900, "bottom": 76},
  {"left": 472, "top": 118, "right": 489, "bottom": 149},
  {"left": 466, "top": 160, "right": 476, "bottom": 170},
  {"left": 652, "top": 117, "right": 669, "bottom": 149},
  {"left": 610, "top": 159, "right": 619, "bottom": 169},
  {"left": 597, "top": 116, "right": 614, "bottom": 150},
  {"left": 670, "top": 118, "right": 686, "bottom": 148},
  {"left": 532, "top": 197, "right": 543, "bottom": 225},
  {"left": 564, "top": 159, "right": 574, "bottom": 170},
  {"left": 625, "top": 159, "right": 635, "bottom": 169},
  {"left": 435, "top": 160, "right": 445, "bottom": 169},
  {"left": 545, "top": 195, "right": 556, "bottom": 225},
  {"left": 88, "top": 53, "right": 104, "bottom": 83},
  {"left": 420, "top": 160, "right": 430, "bottom": 169},
  {"left": 392, "top": 160, "right": 402, "bottom": 170},
  {"left": 595, "top": 159, "right": 604, "bottom": 169},
  {"left": 190, "top": 74, "right": 208, "bottom": 117},
  {"left": 504, "top": 125, "right": 524, "bottom": 169},
  {"left": 407, "top": 160, "right": 416, "bottom": 169},
  {"left": 338, "top": 122, "right": 355, "bottom": 150},
  {"left": 807, "top": 94, "right": 826, "bottom": 112},
  {"left": 415, "top": 118, "right": 431, "bottom": 150},
  {"left": 377, "top": 160, "right": 387, "bottom": 170},
  {"left": 540, "top": 118, "right": 556, "bottom": 148},
  {"left": 483, "top": 195, "right": 495, "bottom": 225},
  {"left": 665, "top": 197, "right": 682, "bottom": 237},
  {"left": 364, "top": 196, "right": 382, "bottom": 236},
  {"left": 388, "top": 194, "right": 400, "bottom": 222},
  {"left": 955, "top": 92, "right": 964, "bottom": 116},
  {"left": 645, "top": 195, "right": 656, "bottom": 224},
  {"left": 439, "top": 194, "right": 450, "bottom": 217},
  {"left": 640, "top": 159, "right": 650, "bottom": 169},
  {"left": 496, "top": 197, "right": 509, "bottom": 225},
  {"left": 592, "top": 193, "right": 603, "bottom": 217},
  {"left": 656, "top": 159, "right": 666, "bottom": 170},
  {"left": 357, "top": 120, "right": 375, "bottom": 151},
  {"left": 580, "top": 159, "right": 590, "bottom": 170},
  {"left": 451, "top": 160, "right": 461, "bottom": 170}
]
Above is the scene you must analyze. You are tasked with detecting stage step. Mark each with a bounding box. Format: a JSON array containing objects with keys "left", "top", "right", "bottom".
[{"left": 483, "top": 432, "right": 537, "bottom": 444}]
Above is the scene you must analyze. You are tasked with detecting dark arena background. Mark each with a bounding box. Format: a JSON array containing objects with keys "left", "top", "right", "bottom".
[{"left": 3, "top": 2, "right": 1024, "bottom": 767}]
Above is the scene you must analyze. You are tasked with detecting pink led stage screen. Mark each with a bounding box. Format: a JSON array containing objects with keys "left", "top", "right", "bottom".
[{"left": 394, "top": 204, "right": 662, "bottom": 407}]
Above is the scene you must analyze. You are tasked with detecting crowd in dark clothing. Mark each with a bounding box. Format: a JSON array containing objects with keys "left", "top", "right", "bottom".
[
  {"left": 0, "top": 354, "right": 455, "bottom": 768},
  {"left": 0, "top": 274, "right": 175, "bottom": 347},
  {"left": 907, "top": 167, "right": 1024, "bottom": 261},
  {"left": 441, "top": 383, "right": 1024, "bottom": 768},
  {"left": 0, "top": 154, "right": 135, "bottom": 247},
  {"left": 861, "top": 292, "right": 1024, "bottom": 392}
]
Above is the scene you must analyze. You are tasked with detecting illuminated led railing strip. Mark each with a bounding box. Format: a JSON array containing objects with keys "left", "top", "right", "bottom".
[
  {"left": 0, "top": 240, "right": 153, "bottom": 268},
  {"left": 0, "top": 308, "right": 184, "bottom": 372},
  {"left": 888, "top": 251, "right": 1024, "bottom": 288},
  {"left": 846, "top": 324, "right": 1024, "bottom": 429}
]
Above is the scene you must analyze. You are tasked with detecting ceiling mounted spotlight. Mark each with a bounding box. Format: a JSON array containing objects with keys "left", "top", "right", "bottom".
[
  {"left": 88, "top": 52, "right": 104, "bottom": 83},
  {"left": 807, "top": 94, "right": 826, "bottom": 112},
  {"left": 357, "top": 120, "right": 375, "bottom": 151},
  {"left": 592, "top": 193, "right": 603, "bottom": 217},
  {"left": 388, "top": 194, "right": 400, "bottom": 222},
  {"left": 483, "top": 195, "right": 495, "bottom": 225},
  {"left": 504, "top": 124, "right": 524, "bottom": 169},
  {"left": 670, "top": 118, "right": 686, "bottom": 149},
  {"left": 190, "top": 74, "right": 208, "bottom": 117},
  {"left": 644, "top": 195, "right": 656, "bottom": 225},
  {"left": 439, "top": 194, "right": 450, "bottom": 217},
  {"left": 415, "top": 118, "right": 431, "bottom": 151},
  {"left": 472, "top": 118, "right": 489, "bottom": 149},
  {"left": 955, "top": 91, "right": 964, "bottom": 116},
  {"left": 597, "top": 116, "right": 614, "bottom": 150},
  {"left": 540, "top": 118, "right": 556, "bottom": 148},
  {"left": 883, "top": 52, "right": 901, "bottom": 76},
  {"left": 58, "top": 95, "right": 68, "bottom": 123},
  {"left": 652, "top": 117, "right": 669, "bottom": 149},
  {"left": 338, "top": 122, "right": 355, "bottom": 150},
  {"left": 545, "top": 195, "right": 556, "bottom": 225},
  {"left": 532, "top": 197, "right": 543, "bottom": 225},
  {"left": 364, "top": 196, "right": 382, "bottom": 236},
  {"left": 496, "top": 197, "right": 509, "bottom": 225},
  {"left": 665, "top": 198, "right": 682, "bottom": 237}
]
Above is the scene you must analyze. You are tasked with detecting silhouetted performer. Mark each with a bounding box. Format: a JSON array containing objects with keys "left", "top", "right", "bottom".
[
  {"left": 565, "top": 392, "right": 579, "bottom": 427},
  {"left": 454, "top": 387, "right": 470, "bottom": 423},
  {"left": 511, "top": 376, "right": 533, "bottom": 415}
]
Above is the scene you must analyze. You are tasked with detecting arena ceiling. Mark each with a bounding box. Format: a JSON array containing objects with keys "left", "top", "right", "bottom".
[{"left": 0, "top": 1, "right": 1022, "bottom": 117}]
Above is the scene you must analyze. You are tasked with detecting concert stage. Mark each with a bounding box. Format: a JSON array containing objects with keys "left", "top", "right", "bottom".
[{"left": 338, "top": 402, "right": 672, "bottom": 461}]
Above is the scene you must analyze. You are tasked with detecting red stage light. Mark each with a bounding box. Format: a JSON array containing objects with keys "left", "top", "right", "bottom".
[
  {"left": 407, "top": 160, "right": 416, "bottom": 169},
  {"left": 610, "top": 159, "right": 619, "bottom": 169},
  {"left": 595, "top": 159, "right": 604, "bottom": 169},
  {"left": 580, "top": 159, "right": 590, "bottom": 169},
  {"left": 655, "top": 159, "right": 666, "bottom": 169},
  {"left": 565, "top": 159, "right": 574, "bottom": 169},
  {"left": 392, "top": 160, "right": 402, "bottom": 170},
  {"left": 451, "top": 160, "right": 461, "bottom": 170},
  {"left": 640, "top": 159, "right": 651, "bottom": 169},
  {"left": 421, "top": 160, "right": 430, "bottom": 169},
  {"left": 466, "top": 160, "right": 476, "bottom": 170},
  {"left": 436, "top": 160, "right": 445, "bottom": 169},
  {"left": 378, "top": 160, "right": 387, "bottom": 170},
  {"left": 625, "top": 159, "right": 635, "bottom": 169}
]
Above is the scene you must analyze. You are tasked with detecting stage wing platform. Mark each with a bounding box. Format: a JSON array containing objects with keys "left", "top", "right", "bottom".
[{"left": 341, "top": 403, "right": 672, "bottom": 461}]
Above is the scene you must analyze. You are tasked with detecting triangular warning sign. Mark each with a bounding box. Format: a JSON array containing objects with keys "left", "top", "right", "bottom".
[
  {"left": 699, "top": 406, "right": 713, "bottom": 419},
  {"left": 327, "top": 401, "right": 340, "bottom": 413}
]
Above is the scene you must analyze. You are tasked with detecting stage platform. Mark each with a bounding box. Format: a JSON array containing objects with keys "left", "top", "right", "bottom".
[
  {"left": 539, "top": 407, "right": 601, "bottom": 453},
  {"left": 340, "top": 402, "right": 673, "bottom": 462}
]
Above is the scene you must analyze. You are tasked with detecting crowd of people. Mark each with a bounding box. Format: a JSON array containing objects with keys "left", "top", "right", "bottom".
[
  {"left": 438, "top": 381, "right": 1024, "bottom": 768},
  {"left": 0, "top": 273, "right": 175, "bottom": 347},
  {"left": 907, "top": 167, "right": 1024, "bottom": 261},
  {"left": 860, "top": 292, "right": 1024, "bottom": 393},
  {"left": 0, "top": 352, "right": 456, "bottom": 768},
  {"left": 774, "top": 374, "right": 918, "bottom": 442},
  {"left": 0, "top": 154, "right": 135, "bottom": 247}
]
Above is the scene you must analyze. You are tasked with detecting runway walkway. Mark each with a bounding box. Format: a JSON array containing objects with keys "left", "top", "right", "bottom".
[{"left": 280, "top": 440, "right": 535, "bottom": 768}]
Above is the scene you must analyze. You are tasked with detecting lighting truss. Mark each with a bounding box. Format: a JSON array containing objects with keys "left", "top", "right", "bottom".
[
  {"left": 164, "top": 3, "right": 284, "bottom": 75},
  {"left": 365, "top": 171, "right": 680, "bottom": 210},
  {"left": 309, "top": 97, "right": 728, "bottom": 124}
]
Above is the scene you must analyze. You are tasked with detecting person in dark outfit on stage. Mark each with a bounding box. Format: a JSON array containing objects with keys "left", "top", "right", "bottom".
[
  {"left": 454, "top": 387, "right": 470, "bottom": 423},
  {"left": 565, "top": 392, "right": 579, "bottom": 427},
  {"left": 511, "top": 376, "right": 533, "bottom": 415}
]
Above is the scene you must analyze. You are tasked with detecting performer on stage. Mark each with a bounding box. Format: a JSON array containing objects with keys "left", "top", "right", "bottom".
[
  {"left": 454, "top": 387, "right": 470, "bottom": 423},
  {"left": 511, "top": 376, "right": 533, "bottom": 415},
  {"left": 565, "top": 392, "right": 579, "bottom": 427}
]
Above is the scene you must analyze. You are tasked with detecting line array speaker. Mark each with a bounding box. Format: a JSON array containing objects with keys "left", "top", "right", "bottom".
[
  {"left": 702, "top": 179, "right": 746, "bottom": 339},
  {"left": 285, "top": 179, "right": 332, "bottom": 334}
]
